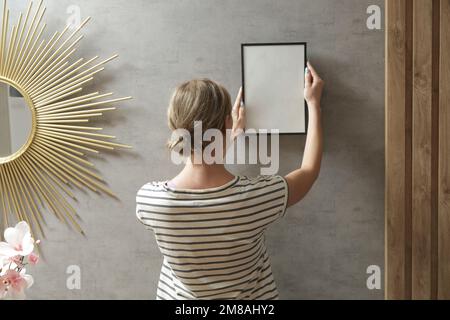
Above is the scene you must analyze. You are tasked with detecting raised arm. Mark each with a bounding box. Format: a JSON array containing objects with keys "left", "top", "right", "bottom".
[{"left": 285, "top": 62, "right": 324, "bottom": 207}]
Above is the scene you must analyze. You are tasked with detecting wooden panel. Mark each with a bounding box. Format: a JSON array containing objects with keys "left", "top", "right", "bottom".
[
  {"left": 404, "top": 0, "right": 414, "bottom": 299},
  {"left": 431, "top": 0, "right": 440, "bottom": 300},
  {"left": 412, "top": 0, "right": 433, "bottom": 299},
  {"left": 438, "top": 0, "right": 450, "bottom": 300},
  {"left": 386, "top": 0, "right": 408, "bottom": 300},
  {"left": 386, "top": 0, "right": 450, "bottom": 300}
]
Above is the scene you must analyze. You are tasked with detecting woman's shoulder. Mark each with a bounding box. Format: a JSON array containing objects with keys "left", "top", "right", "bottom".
[
  {"left": 234, "top": 175, "right": 286, "bottom": 189},
  {"left": 137, "top": 181, "right": 168, "bottom": 196},
  {"left": 136, "top": 175, "right": 286, "bottom": 199}
]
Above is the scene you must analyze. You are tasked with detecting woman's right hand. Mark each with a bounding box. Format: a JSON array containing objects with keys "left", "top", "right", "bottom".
[{"left": 304, "top": 62, "right": 324, "bottom": 108}]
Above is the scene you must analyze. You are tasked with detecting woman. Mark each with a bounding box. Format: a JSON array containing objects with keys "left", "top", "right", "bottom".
[{"left": 136, "top": 62, "right": 324, "bottom": 300}]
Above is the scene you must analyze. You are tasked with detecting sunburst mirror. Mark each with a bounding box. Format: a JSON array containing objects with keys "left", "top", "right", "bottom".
[{"left": 0, "top": 0, "right": 131, "bottom": 238}]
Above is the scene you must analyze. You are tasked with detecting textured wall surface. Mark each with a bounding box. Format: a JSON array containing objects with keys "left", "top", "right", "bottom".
[{"left": 7, "top": 0, "right": 384, "bottom": 299}]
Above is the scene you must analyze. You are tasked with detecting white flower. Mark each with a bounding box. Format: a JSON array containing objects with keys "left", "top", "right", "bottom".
[{"left": 0, "top": 221, "right": 35, "bottom": 258}]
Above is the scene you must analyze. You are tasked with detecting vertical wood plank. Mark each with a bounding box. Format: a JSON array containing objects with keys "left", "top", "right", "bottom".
[
  {"left": 431, "top": 0, "right": 440, "bottom": 300},
  {"left": 386, "top": 0, "right": 408, "bottom": 300},
  {"left": 405, "top": 0, "right": 414, "bottom": 299},
  {"left": 412, "top": 0, "right": 433, "bottom": 299},
  {"left": 438, "top": 0, "right": 450, "bottom": 300}
]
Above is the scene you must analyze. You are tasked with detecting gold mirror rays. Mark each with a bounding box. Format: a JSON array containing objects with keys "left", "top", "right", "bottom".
[{"left": 0, "top": 0, "right": 132, "bottom": 238}]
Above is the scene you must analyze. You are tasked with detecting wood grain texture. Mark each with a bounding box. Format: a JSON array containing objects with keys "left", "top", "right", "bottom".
[
  {"left": 412, "top": 0, "right": 433, "bottom": 299},
  {"left": 405, "top": 0, "right": 414, "bottom": 299},
  {"left": 386, "top": 0, "right": 450, "bottom": 300},
  {"left": 431, "top": 0, "right": 440, "bottom": 300},
  {"left": 438, "top": 0, "right": 450, "bottom": 300},
  {"left": 386, "top": 0, "right": 408, "bottom": 300}
]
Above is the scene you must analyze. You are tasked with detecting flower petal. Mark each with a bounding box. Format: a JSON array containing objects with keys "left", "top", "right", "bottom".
[
  {"left": 15, "top": 221, "right": 30, "bottom": 241},
  {"left": 0, "top": 276, "right": 8, "bottom": 298},
  {"left": 5, "top": 287, "right": 26, "bottom": 300},
  {"left": 20, "top": 233, "right": 34, "bottom": 256},
  {"left": 0, "top": 242, "right": 17, "bottom": 258},
  {"left": 3, "top": 227, "right": 21, "bottom": 247},
  {"left": 22, "top": 274, "right": 34, "bottom": 289}
]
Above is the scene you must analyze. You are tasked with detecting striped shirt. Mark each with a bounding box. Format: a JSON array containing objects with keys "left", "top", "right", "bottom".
[{"left": 136, "top": 175, "right": 289, "bottom": 300}]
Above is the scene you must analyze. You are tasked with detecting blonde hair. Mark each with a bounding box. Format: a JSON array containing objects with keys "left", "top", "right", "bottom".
[{"left": 167, "top": 79, "right": 232, "bottom": 153}]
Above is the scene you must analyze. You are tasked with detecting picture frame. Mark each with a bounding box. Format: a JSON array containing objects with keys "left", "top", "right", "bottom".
[{"left": 241, "top": 42, "right": 308, "bottom": 135}]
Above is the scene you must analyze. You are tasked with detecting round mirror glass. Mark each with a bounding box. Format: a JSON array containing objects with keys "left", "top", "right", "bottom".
[{"left": 0, "top": 82, "right": 32, "bottom": 159}]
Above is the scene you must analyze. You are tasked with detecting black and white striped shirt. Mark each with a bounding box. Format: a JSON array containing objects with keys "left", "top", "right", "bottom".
[{"left": 136, "top": 175, "right": 289, "bottom": 300}]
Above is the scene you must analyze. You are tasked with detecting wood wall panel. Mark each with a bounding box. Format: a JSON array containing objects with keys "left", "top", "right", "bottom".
[
  {"left": 412, "top": 0, "right": 433, "bottom": 299},
  {"left": 386, "top": 0, "right": 449, "bottom": 300},
  {"left": 386, "top": 0, "right": 407, "bottom": 300},
  {"left": 438, "top": 0, "right": 450, "bottom": 300}
]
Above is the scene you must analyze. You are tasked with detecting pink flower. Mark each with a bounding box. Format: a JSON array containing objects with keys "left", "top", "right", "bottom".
[
  {"left": 28, "top": 253, "right": 39, "bottom": 265},
  {"left": 0, "top": 269, "right": 33, "bottom": 300}
]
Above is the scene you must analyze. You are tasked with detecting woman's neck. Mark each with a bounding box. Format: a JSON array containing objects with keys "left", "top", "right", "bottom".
[{"left": 169, "top": 158, "right": 235, "bottom": 190}]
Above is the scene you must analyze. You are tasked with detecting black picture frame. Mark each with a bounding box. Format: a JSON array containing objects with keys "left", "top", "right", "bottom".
[{"left": 241, "top": 42, "right": 308, "bottom": 135}]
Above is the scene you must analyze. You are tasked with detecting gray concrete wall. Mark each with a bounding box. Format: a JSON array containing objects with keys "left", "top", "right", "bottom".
[{"left": 8, "top": 0, "right": 384, "bottom": 299}]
